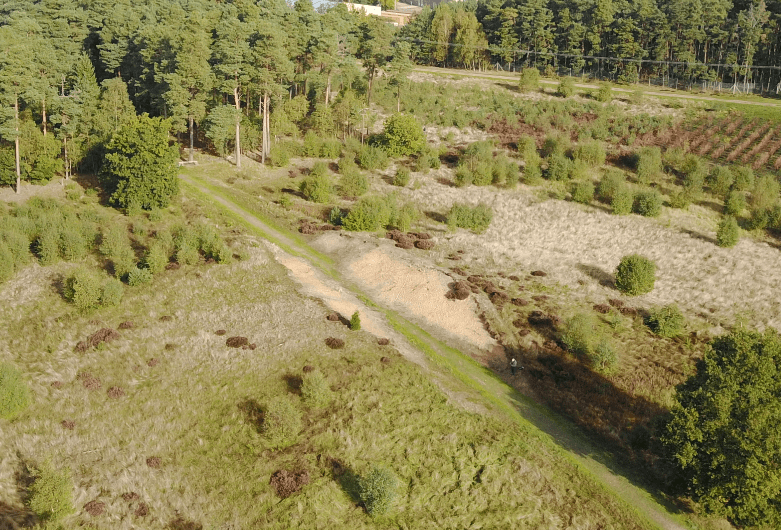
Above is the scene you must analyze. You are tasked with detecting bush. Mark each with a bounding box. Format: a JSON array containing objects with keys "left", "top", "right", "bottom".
[
  {"left": 127, "top": 266, "right": 153, "bottom": 286},
  {"left": 36, "top": 230, "right": 60, "bottom": 266},
  {"left": 393, "top": 167, "right": 410, "bottom": 187},
  {"left": 517, "top": 136, "right": 538, "bottom": 161},
  {"left": 681, "top": 155, "right": 706, "bottom": 195},
  {"left": 0, "top": 242, "right": 14, "bottom": 283},
  {"left": 574, "top": 141, "right": 606, "bottom": 167},
  {"left": 339, "top": 170, "right": 369, "bottom": 198},
  {"left": 597, "top": 170, "right": 625, "bottom": 203},
  {"left": 545, "top": 154, "right": 570, "bottom": 181},
  {"left": 557, "top": 77, "right": 575, "bottom": 98},
  {"left": 320, "top": 138, "right": 342, "bottom": 159},
  {"left": 300, "top": 170, "right": 333, "bottom": 203},
  {"left": 64, "top": 268, "right": 103, "bottom": 311},
  {"left": 342, "top": 196, "right": 392, "bottom": 232},
  {"left": 303, "top": 131, "right": 322, "bottom": 157},
  {"left": 596, "top": 83, "right": 612, "bottom": 103},
  {"left": 716, "top": 215, "right": 740, "bottom": 248},
  {"left": 263, "top": 396, "right": 302, "bottom": 449},
  {"left": 561, "top": 313, "right": 599, "bottom": 357},
  {"left": 571, "top": 180, "right": 595, "bottom": 204},
  {"left": 707, "top": 166, "right": 734, "bottom": 197},
  {"left": 615, "top": 254, "right": 656, "bottom": 295},
  {"left": 143, "top": 242, "right": 169, "bottom": 274},
  {"left": 27, "top": 461, "right": 73, "bottom": 524},
  {"left": 568, "top": 159, "right": 589, "bottom": 180},
  {"left": 100, "top": 278, "right": 124, "bottom": 306},
  {"left": 518, "top": 68, "right": 540, "bottom": 92},
  {"left": 350, "top": 311, "right": 361, "bottom": 330},
  {"left": 392, "top": 203, "right": 419, "bottom": 232},
  {"left": 175, "top": 242, "right": 199, "bottom": 265},
  {"left": 380, "top": 114, "right": 425, "bottom": 157},
  {"left": 446, "top": 203, "right": 493, "bottom": 233},
  {"left": 0, "top": 362, "right": 30, "bottom": 420},
  {"left": 669, "top": 190, "right": 693, "bottom": 210},
  {"left": 724, "top": 190, "right": 746, "bottom": 216},
  {"left": 301, "top": 370, "right": 332, "bottom": 408},
  {"left": 541, "top": 134, "right": 568, "bottom": 158},
  {"left": 633, "top": 190, "right": 662, "bottom": 217},
  {"left": 523, "top": 158, "right": 543, "bottom": 184},
  {"left": 269, "top": 143, "right": 290, "bottom": 167},
  {"left": 589, "top": 340, "right": 618, "bottom": 373},
  {"left": 359, "top": 466, "right": 399, "bottom": 516},
  {"left": 59, "top": 225, "right": 88, "bottom": 261},
  {"left": 338, "top": 155, "right": 358, "bottom": 174},
  {"left": 647, "top": 304, "right": 685, "bottom": 338},
  {"left": 358, "top": 145, "right": 389, "bottom": 171},
  {"left": 611, "top": 186, "right": 634, "bottom": 215},
  {"left": 750, "top": 174, "right": 780, "bottom": 212},
  {"left": 635, "top": 147, "right": 662, "bottom": 185},
  {"left": 454, "top": 165, "right": 473, "bottom": 187},
  {"left": 732, "top": 166, "right": 754, "bottom": 192}
]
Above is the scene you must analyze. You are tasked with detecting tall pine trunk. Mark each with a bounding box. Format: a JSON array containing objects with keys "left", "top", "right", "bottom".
[
  {"left": 42, "top": 96, "right": 47, "bottom": 136},
  {"left": 325, "top": 72, "right": 332, "bottom": 105},
  {"left": 263, "top": 92, "right": 270, "bottom": 163},
  {"left": 14, "top": 96, "right": 21, "bottom": 194},
  {"left": 189, "top": 116, "right": 195, "bottom": 163},
  {"left": 233, "top": 86, "right": 241, "bottom": 168}
]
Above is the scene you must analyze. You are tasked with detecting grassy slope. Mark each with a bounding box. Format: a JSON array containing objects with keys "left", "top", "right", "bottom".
[{"left": 0, "top": 191, "right": 656, "bottom": 529}]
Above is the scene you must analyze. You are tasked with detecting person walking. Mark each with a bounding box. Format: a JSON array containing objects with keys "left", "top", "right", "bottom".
[{"left": 510, "top": 358, "right": 518, "bottom": 375}]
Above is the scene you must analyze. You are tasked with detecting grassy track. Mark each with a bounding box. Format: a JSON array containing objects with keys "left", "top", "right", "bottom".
[{"left": 181, "top": 172, "right": 692, "bottom": 530}]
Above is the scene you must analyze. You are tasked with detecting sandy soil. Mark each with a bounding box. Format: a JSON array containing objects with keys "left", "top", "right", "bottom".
[{"left": 0, "top": 178, "right": 68, "bottom": 203}]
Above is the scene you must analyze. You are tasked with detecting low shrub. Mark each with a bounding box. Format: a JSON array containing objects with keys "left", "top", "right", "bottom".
[
  {"left": 647, "top": 304, "right": 685, "bottom": 338},
  {"left": 518, "top": 68, "right": 540, "bottom": 92},
  {"left": 611, "top": 186, "right": 634, "bottom": 215},
  {"left": 589, "top": 340, "right": 618, "bottom": 373},
  {"left": 716, "top": 215, "right": 740, "bottom": 248},
  {"left": 338, "top": 155, "right": 357, "bottom": 174},
  {"left": 633, "top": 190, "right": 662, "bottom": 217},
  {"left": 64, "top": 268, "right": 103, "bottom": 311},
  {"left": 454, "top": 165, "right": 473, "bottom": 187},
  {"left": 0, "top": 242, "right": 13, "bottom": 283},
  {"left": 175, "top": 242, "right": 200, "bottom": 266},
  {"left": 541, "top": 134, "right": 569, "bottom": 158},
  {"left": 358, "top": 145, "right": 389, "bottom": 171},
  {"left": 127, "top": 266, "right": 153, "bottom": 286},
  {"left": 557, "top": 77, "right": 575, "bottom": 98},
  {"left": 27, "top": 461, "right": 73, "bottom": 524},
  {"left": 707, "top": 166, "right": 734, "bottom": 197},
  {"left": 303, "top": 131, "right": 322, "bottom": 157},
  {"left": 393, "top": 167, "right": 410, "bottom": 187},
  {"left": 339, "top": 170, "right": 369, "bottom": 198},
  {"left": 321, "top": 137, "right": 343, "bottom": 158},
  {"left": 143, "top": 242, "right": 169, "bottom": 274},
  {"left": 571, "top": 180, "right": 595, "bottom": 204},
  {"left": 635, "top": 147, "right": 662, "bottom": 185},
  {"left": 350, "top": 311, "right": 361, "bottom": 330},
  {"left": 669, "top": 190, "right": 693, "bottom": 210},
  {"left": 573, "top": 141, "right": 606, "bottom": 167},
  {"left": 301, "top": 370, "right": 332, "bottom": 408},
  {"left": 36, "top": 230, "right": 60, "bottom": 266},
  {"left": 263, "top": 396, "right": 302, "bottom": 449},
  {"left": 724, "top": 190, "right": 746, "bottom": 216},
  {"left": 359, "top": 466, "right": 399, "bottom": 516},
  {"left": 342, "top": 196, "right": 392, "bottom": 232},
  {"left": 59, "top": 225, "right": 88, "bottom": 261},
  {"left": 0, "top": 362, "right": 30, "bottom": 420},
  {"left": 615, "top": 254, "right": 656, "bottom": 295},
  {"left": 100, "top": 278, "right": 123, "bottom": 306},
  {"left": 596, "top": 83, "right": 612, "bottom": 103},
  {"left": 561, "top": 313, "right": 600, "bottom": 357},
  {"left": 393, "top": 203, "right": 419, "bottom": 232},
  {"left": 523, "top": 158, "right": 543, "bottom": 184},
  {"left": 545, "top": 154, "right": 570, "bottom": 181},
  {"left": 269, "top": 144, "right": 290, "bottom": 168},
  {"left": 446, "top": 203, "right": 493, "bottom": 233},
  {"left": 750, "top": 174, "right": 780, "bottom": 212},
  {"left": 597, "top": 170, "right": 625, "bottom": 203},
  {"left": 517, "top": 136, "right": 538, "bottom": 160},
  {"left": 300, "top": 167, "right": 333, "bottom": 203},
  {"left": 732, "top": 166, "right": 754, "bottom": 191}
]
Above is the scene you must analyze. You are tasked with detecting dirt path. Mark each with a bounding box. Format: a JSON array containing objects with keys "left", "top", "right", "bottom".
[
  {"left": 415, "top": 65, "right": 781, "bottom": 108},
  {"left": 181, "top": 174, "right": 689, "bottom": 530}
]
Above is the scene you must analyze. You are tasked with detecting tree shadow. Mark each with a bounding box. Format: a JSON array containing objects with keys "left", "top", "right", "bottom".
[
  {"left": 282, "top": 373, "right": 303, "bottom": 395},
  {"left": 436, "top": 176, "right": 455, "bottom": 187},
  {"left": 680, "top": 228, "right": 716, "bottom": 245},
  {"left": 0, "top": 453, "right": 38, "bottom": 528},
  {"left": 237, "top": 398, "right": 263, "bottom": 433},
  {"left": 280, "top": 188, "right": 306, "bottom": 199},
  {"left": 576, "top": 263, "right": 615, "bottom": 287},
  {"left": 330, "top": 459, "right": 362, "bottom": 507},
  {"left": 424, "top": 211, "right": 447, "bottom": 223},
  {"left": 167, "top": 515, "right": 203, "bottom": 530}
]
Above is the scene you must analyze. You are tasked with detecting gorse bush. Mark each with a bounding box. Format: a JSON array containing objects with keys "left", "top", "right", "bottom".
[
  {"left": 359, "top": 466, "right": 399, "bottom": 516},
  {"left": 557, "top": 77, "right": 575, "bottom": 98},
  {"left": 299, "top": 167, "right": 333, "bottom": 203},
  {"left": 339, "top": 169, "right": 369, "bottom": 198},
  {"left": 724, "top": 190, "right": 746, "bottom": 216},
  {"left": 633, "top": 190, "right": 663, "bottom": 217},
  {"left": 64, "top": 268, "right": 104, "bottom": 311},
  {"left": 597, "top": 170, "right": 625, "bottom": 203},
  {"left": 379, "top": 114, "right": 425, "bottom": 157},
  {"left": 358, "top": 145, "right": 389, "bottom": 171},
  {"left": 611, "top": 186, "right": 634, "bottom": 215},
  {"left": 615, "top": 254, "right": 656, "bottom": 295},
  {"left": 573, "top": 141, "right": 606, "bottom": 167},
  {"left": 27, "top": 461, "right": 73, "bottom": 524},
  {"left": 707, "top": 166, "right": 734, "bottom": 197},
  {"left": 447, "top": 203, "right": 493, "bottom": 233},
  {"left": 393, "top": 167, "right": 410, "bottom": 187},
  {"left": 0, "top": 362, "right": 30, "bottom": 420},
  {"left": 263, "top": 396, "right": 302, "bottom": 449},
  {"left": 561, "top": 313, "right": 600, "bottom": 357},
  {"left": 717, "top": 215, "right": 740, "bottom": 248},
  {"left": 647, "top": 304, "right": 685, "bottom": 338},
  {"left": 301, "top": 370, "right": 332, "bottom": 409},
  {"left": 635, "top": 147, "right": 662, "bottom": 184},
  {"left": 518, "top": 68, "right": 540, "bottom": 92},
  {"left": 571, "top": 180, "right": 595, "bottom": 204}
]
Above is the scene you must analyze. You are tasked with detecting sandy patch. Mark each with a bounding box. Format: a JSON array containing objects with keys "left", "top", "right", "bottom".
[{"left": 0, "top": 178, "right": 67, "bottom": 203}]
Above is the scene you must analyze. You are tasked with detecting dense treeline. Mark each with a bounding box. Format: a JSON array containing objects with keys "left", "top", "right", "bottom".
[
  {"left": 400, "top": 0, "right": 781, "bottom": 85},
  {"left": 0, "top": 0, "right": 407, "bottom": 192}
]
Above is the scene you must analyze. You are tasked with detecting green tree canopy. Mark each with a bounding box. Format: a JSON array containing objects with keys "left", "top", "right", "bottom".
[{"left": 99, "top": 115, "right": 178, "bottom": 211}]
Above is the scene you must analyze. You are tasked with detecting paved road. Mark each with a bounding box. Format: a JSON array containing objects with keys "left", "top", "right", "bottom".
[{"left": 415, "top": 65, "right": 781, "bottom": 108}]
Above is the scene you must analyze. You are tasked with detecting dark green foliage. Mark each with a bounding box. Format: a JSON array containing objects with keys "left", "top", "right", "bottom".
[
  {"left": 597, "top": 170, "right": 625, "bottom": 203},
  {"left": 660, "top": 330, "right": 781, "bottom": 527},
  {"left": 393, "top": 167, "right": 410, "bottom": 187},
  {"left": 379, "top": 114, "right": 425, "bottom": 157},
  {"left": 571, "top": 180, "right": 595, "bottom": 204},
  {"left": 358, "top": 145, "right": 389, "bottom": 171},
  {"left": 732, "top": 166, "right": 755, "bottom": 192},
  {"left": 716, "top": 216, "right": 740, "bottom": 248},
  {"left": 339, "top": 169, "right": 369, "bottom": 198},
  {"left": 99, "top": 116, "right": 178, "bottom": 211},
  {"left": 545, "top": 154, "right": 570, "bottom": 181},
  {"left": 680, "top": 155, "right": 706, "bottom": 196},
  {"left": 633, "top": 190, "right": 662, "bottom": 217},
  {"left": 615, "top": 254, "right": 655, "bottom": 295},
  {"left": 557, "top": 77, "right": 575, "bottom": 98},
  {"left": 541, "top": 134, "right": 568, "bottom": 158},
  {"left": 64, "top": 268, "right": 103, "bottom": 311},
  {"left": 359, "top": 466, "right": 399, "bottom": 516},
  {"left": 446, "top": 203, "right": 493, "bottom": 233},
  {"left": 647, "top": 304, "right": 685, "bottom": 338},
  {"left": 300, "top": 164, "right": 333, "bottom": 203},
  {"left": 724, "top": 190, "right": 746, "bottom": 216},
  {"left": 707, "top": 166, "right": 734, "bottom": 197},
  {"left": 127, "top": 266, "right": 153, "bottom": 286},
  {"left": 263, "top": 396, "right": 302, "bottom": 449},
  {"left": 635, "top": 147, "right": 662, "bottom": 184},
  {"left": 350, "top": 311, "right": 361, "bottom": 330},
  {"left": 0, "top": 362, "right": 30, "bottom": 420},
  {"left": 518, "top": 68, "right": 540, "bottom": 92},
  {"left": 573, "top": 141, "right": 606, "bottom": 167},
  {"left": 611, "top": 186, "right": 634, "bottom": 215},
  {"left": 27, "top": 461, "right": 73, "bottom": 524},
  {"left": 301, "top": 370, "right": 332, "bottom": 409},
  {"left": 342, "top": 195, "right": 415, "bottom": 232}
]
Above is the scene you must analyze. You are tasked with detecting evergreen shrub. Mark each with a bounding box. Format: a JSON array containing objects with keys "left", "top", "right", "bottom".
[{"left": 615, "top": 254, "right": 656, "bottom": 295}]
